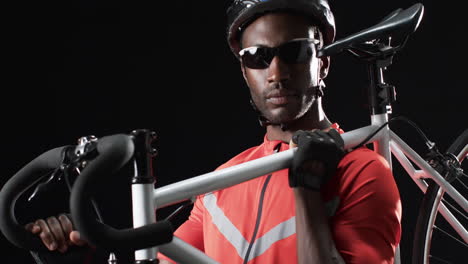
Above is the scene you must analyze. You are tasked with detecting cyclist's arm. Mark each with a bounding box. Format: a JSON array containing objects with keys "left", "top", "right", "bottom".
[
  {"left": 331, "top": 153, "right": 402, "bottom": 264},
  {"left": 289, "top": 129, "right": 346, "bottom": 264},
  {"left": 294, "top": 188, "right": 345, "bottom": 264}
]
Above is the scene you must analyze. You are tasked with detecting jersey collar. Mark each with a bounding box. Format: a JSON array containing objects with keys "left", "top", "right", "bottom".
[{"left": 261, "top": 123, "right": 343, "bottom": 154}]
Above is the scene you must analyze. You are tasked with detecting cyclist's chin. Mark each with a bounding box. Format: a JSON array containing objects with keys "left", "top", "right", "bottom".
[{"left": 265, "top": 108, "right": 301, "bottom": 125}]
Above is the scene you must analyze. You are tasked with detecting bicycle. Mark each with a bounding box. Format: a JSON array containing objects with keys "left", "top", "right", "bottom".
[{"left": 0, "top": 3, "right": 466, "bottom": 264}]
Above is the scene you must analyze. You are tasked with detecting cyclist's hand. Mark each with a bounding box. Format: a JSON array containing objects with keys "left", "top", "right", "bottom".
[
  {"left": 289, "top": 129, "right": 345, "bottom": 191},
  {"left": 25, "top": 214, "right": 87, "bottom": 253}
]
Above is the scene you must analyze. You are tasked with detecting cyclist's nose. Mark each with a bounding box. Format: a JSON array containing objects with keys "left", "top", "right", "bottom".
[{"left": 267, "top": 56, "right": 290, "bottom": 83}]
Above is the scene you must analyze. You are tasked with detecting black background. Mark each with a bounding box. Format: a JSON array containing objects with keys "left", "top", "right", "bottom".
[{"left": 2, "top": 0, "right": 467, "bottom": 263}]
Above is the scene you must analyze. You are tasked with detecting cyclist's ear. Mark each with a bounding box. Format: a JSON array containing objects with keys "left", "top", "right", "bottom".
[
  {"left": 240, "top": 61, "right": 246, "bottom": 78},
  {"left": 319, "top": 56, "right": 330, "bottom": 80},
  {"left": 240, "top": 62, "right": 251, "bottom": 87}
]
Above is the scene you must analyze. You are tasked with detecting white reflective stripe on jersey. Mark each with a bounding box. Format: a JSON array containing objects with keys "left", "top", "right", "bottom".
[
  {"left": 247, "top": 216, "right": 296, "bottom": 261},
  {"left": 203, "top": 193, "right": 250, "bottom": 258},
  {"left": 203, "top": 193, "right": 296, "bottom": 261}
]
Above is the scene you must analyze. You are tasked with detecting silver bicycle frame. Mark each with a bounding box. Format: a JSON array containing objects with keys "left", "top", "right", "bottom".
[
  {"left": 372, "top": 113, "right": 467, "bottom": 244},
  {"left": 130, "top": 114, "right": 467, "bottom": 263}
]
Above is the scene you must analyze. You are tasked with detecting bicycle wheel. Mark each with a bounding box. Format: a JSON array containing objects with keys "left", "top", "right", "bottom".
[{"left": 412, "top": 129, "right": 468, "bottom": 264}]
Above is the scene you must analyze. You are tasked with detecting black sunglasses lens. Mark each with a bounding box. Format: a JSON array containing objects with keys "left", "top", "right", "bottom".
[
  {"left": 241, "top": 40, "right": 314, "bottom": 69},
  {"left": 241, "top": 47, "right": 273, "bottom": 69},
  {"left": 279, "top": 40, "right": 313, "bottom": 64}
]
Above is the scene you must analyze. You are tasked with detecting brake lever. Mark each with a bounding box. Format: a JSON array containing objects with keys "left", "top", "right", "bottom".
[
  {"left": 27, "top": 137, "right": 98, "bottom": 202},
  {"left": 27, "top": 168, "right": 64, "bottom": 202}
]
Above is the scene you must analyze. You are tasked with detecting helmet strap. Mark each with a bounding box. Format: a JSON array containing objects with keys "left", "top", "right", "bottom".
[
  {"left": 248, "top": 98, "right": 291, "bottom": 131},
  {"left": 315, "top": 79, "right": 325, "bottom": 98},
  {"left": 250, "top": 99, "right": 272, "bottom": 127}
]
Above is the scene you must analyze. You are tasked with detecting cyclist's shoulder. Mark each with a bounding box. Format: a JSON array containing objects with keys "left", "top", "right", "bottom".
[
  {"left": 340, "top": 147, "right": 391, "bottom": 171},
  {"left": 335, "top": 148, "right": 396, "bottom": 194}
]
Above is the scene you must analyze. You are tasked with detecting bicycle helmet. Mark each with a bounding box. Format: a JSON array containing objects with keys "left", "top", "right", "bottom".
[{"left": 227, "top": 0, "right": 336, "bottom": 58}]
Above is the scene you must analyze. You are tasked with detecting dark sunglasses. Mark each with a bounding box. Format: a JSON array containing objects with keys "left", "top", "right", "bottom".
[{"left": 239, "top": 38, "right": 320, "bottom": 69}]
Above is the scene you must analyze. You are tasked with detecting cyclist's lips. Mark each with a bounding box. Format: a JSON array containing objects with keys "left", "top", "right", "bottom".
[
  {"left": 266, "top": 91, "right": 298, "bottom": 105},
  {"left": 267, "top": 95, "right": 298, "bottom": 105}
]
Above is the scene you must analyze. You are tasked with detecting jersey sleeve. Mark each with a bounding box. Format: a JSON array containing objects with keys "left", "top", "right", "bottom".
[
  {"left": 157, "top": 196, "right": 205, "bottom": 262},
  {"left": 331, "top": 152, "right": 402, "bottom": 264}
]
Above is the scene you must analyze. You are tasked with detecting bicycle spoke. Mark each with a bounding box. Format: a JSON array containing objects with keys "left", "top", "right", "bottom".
[
  {"left": 454, "top": 177, "right": 468, "bottom": 191},
  {"left": 433, "top": 225, "right": 468, "bottom": 248},
  {"left": 429, "top": 255, "right": 453, "bottom": 264},
  {"left": 413, "top": 132, "right": 468, "bottom": 264},
  {"left": 441, "top": 198, "right": 468, "bottom": 221}
]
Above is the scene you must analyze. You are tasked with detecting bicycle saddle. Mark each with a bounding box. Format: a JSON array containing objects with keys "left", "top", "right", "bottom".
[{"left": 318, "top": 3, "right": 424, "bottom": 57}]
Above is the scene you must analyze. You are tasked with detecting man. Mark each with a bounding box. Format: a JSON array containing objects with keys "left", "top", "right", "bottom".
[
  {"left": 27, "top": 0, "right": 401, "bottom": 263},
  {"left": 158, "top": 0, "right": 401, "bottom": 263}
]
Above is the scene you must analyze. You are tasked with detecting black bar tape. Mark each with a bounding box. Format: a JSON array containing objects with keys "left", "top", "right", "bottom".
[
  {"left": 0, "top": 146, "right": 70, "bottom": 251},
  {"left": 69, "top": 134, "right": 173, "bottom": 252}
]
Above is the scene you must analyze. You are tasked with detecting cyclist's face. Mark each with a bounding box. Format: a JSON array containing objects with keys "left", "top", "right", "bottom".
[{"left": 240, "top": 12, "right": 329, "bottom": 125}]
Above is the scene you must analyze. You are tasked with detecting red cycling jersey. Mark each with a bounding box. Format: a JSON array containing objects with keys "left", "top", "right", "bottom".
[{"left": 161, "top": 124, "right": 401, "bottom": 263}]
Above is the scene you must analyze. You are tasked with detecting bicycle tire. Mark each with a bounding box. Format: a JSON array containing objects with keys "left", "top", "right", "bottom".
[{"left": 412, "top": 129, "right": 468, "bottom": 264}]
